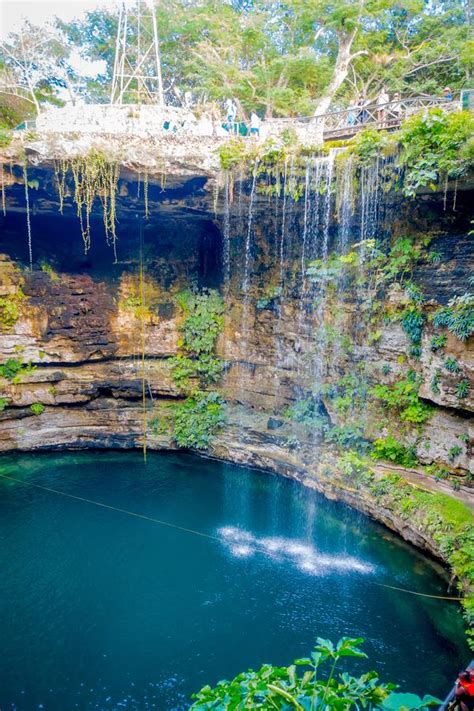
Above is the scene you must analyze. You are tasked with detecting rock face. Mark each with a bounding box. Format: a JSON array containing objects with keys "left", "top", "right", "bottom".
[{"left": 0, "top": 155, "right": 473, "bottom": 541}]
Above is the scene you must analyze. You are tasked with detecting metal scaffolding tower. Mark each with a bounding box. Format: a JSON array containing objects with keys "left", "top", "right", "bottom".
[{"left": 111, "top": 0, "right": 164, "bottom": 106}]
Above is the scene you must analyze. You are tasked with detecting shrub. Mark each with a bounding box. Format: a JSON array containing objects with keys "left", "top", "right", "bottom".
[
  {"left": 456, "top": 379, "right": 470, "bottom": 399},
  {"left": 0, "top": 288, "right": 25, "bottom": 331},
  {"left": 0, "top": 357, "right": 36, "bottom": 383},
  {"left": 401, "top": 307, "right": 425, "bottom": 354},
  {"left": 448, "top": 445, "right": 462, "bottom": 462},
  {"left": 30, "top": 403, "right": 45, "bottom": 416},
  {"left": 370, "top": 375, "right": 432, "bottom": 425},
  {"left": 173, "top": 391, "right": 225, "bottom": 450},
  {"left": 430, "top": 334, "right": 447, "bottom": 352},
  {"left": 175, "top": 289, "right": 224, "bottom": 356},
  {"left": 0, "top": 397, "right": 9, "bottom": 412},
  {"left": 370, "top": 436, "right": 418, "bottom": 467},
  {"left": 433, "top": 294, "right": 474, "bottom": 341},
  {"left": 444, "top": 356, "right": 461, "bottom": 373},
  {"left": 398, "top": 109, "right": 474, "bottom": 196},
  {"left": 191, "top": 636, "right": 440, "bottom": 710}
]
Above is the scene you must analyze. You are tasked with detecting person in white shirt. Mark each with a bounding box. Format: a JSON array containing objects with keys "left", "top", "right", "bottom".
[
  {"left": 250, "top": 111, "right": 261, "bottom": 137},
  {"left": 377, "top": 87, "right": 390, "bottom": 124}
]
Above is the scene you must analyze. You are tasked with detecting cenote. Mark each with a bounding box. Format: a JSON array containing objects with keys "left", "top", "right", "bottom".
[{"left": 0, "top": 450, "right": 469, "bottom": 710}]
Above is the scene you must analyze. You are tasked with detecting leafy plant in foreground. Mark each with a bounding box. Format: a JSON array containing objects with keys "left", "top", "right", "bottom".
[{"left": 190, "top": 637, "right": 440, "bottom": 710}]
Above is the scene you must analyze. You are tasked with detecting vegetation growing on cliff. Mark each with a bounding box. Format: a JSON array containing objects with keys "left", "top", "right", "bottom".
[
  {"left": 0, "top": 357, "right": 36, "bottom": 383},
  {"left": 151, "top": 289, "right": 225, "bottom": 450},
  {"left": 0, "top": 287, "right": 24, "bottom": 331},
  {"left": 336, "top": 451, "right": 474, "bottom": 649}
]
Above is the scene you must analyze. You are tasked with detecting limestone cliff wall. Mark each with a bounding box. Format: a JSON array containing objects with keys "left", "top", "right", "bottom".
[{"left": 0, "top": 162, "right": 472, "bottom": 487}]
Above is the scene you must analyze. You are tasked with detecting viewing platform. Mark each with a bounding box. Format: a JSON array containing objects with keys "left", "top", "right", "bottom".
[{"left": 22, "top": 94, "right": 466, "bottom": 144}]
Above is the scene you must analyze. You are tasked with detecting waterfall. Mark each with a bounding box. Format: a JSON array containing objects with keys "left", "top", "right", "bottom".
[
  {"left": 279, "top": 158, "right": 289, "bottom": 285},
  {"left": 222, "top": 172, "right": 231, "bottom": 290},
  {"left": 338, "top": 154, "right": 354, "bottom": 256}
]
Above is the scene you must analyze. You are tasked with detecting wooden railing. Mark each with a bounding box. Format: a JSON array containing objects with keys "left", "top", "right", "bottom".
[{"left": 263, "top": 96, "right": 458, "bottom": 140}]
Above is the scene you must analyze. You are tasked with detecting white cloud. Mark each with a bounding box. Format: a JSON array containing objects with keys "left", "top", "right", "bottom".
[{"left": 0, "top": 0, "right": 119, "bottom": 39}]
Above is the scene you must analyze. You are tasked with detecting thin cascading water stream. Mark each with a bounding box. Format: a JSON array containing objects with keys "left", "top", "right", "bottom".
[
  {"left": 222, "top": 172, "right": 231, "bottom": 290},
  {"left": 235, "top": 163, "right": 259, "bottom": 430},
  {"left": 311, "top": 152, "right": 336, "bottom": 392}
]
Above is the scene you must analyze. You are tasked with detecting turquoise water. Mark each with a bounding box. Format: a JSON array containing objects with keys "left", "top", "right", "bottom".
[{"left": 0, "top": 450, "right": 469, "bottom": 710}]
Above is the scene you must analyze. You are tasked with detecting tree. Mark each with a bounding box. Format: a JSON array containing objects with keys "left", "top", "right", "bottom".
[{"left": 0, "top": 21, "right": 78, "bottom": 113}]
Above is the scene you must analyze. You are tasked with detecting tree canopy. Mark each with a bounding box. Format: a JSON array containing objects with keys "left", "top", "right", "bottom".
[{"left": 0, "top": 0, "right": 471, "bottom": 124}]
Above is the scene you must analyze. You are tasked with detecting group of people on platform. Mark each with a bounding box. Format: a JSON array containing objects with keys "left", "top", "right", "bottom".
[
  {"left": 347, "top": 86, "right": 454, "bottom": 127},
  {"left": 160, "top": 86, "right": 455, "bottom": 138}
]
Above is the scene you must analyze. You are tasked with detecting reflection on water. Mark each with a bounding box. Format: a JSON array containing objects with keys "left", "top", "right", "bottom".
[
  {"left": 0, "top": 450, "right": 469, "bottom": 710},
  {"left": 218, "top": 526, "right": 375, "bottom": 575}
]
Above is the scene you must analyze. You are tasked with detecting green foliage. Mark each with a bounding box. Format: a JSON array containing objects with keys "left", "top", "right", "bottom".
[
  {"left": 456, "top": 379, "right": 470, "bottom": 399},
  {"left": 337, "top": 453, "right": 474, "bottom": 648},
  {"left": 0, "top": 397, "right": 9, "bottom": 412},
  {"left": 352, "top": 128, "right": 388, "bottom": 167},
  {"left": 444, "top": 356, "right": 461, "bottom": 373},
  {"left": 256, "top": 285, "right": 282, "bottom": 310},
  {"left": 325, "top": 424, "right": 367, "bottom": 451},
  {"left": 448, "top": 445, "right": 462, "bottom": 462},
  {"left": 175, "top": 289, "right": 224, "bottom": 357},
  {"left": 30, "top": 402, "right": 45, "bottom": 416},
  {"left": 401, "top": 306, "right": 425, "bottom": 352},
  {"left": 430, "top": 369, "right": 441, "bottom": 395},
  {"left": 191, "top": 637, "right": 400, "bottom": 710},
  {"left": 0, "top": 357, "right": 36, "bottom": 384},
  {"left": 173, "top": 391, "right": 225, "bottom": 450},
  {"left": 430, "top": 334, "right": 447, "bottom": 352},
  {"left": 219, "top": 139, "right": 249, "bottom": 170},
  {"left": 169, "top": 354, "right": 223, "bottom": 390},
  {"left": 0, "top": 129, "right": 12, "bottom": 147},
  {"left": 433, "top": 293, "right": 474, "bottom": 341},
  {"left": 170, "top": 289, "right": 224, "bottom": 393},
  {"left": 0, "top": 288, "right": 25, "bottom": 331},
  {"left": 370, "top": 436, "right": 417, "bottom": 467},
  {"left": 398, "top": 110, "right": 474, "bottom": 197},
  {"left": 370, "top": 374, "right": 432, "bottom": 426},
  {"left": 380, "top": 693, "right": 441, "bottom": 710},
  {"left": 284, "top": 396, "right": 325, "bottom": 428}
]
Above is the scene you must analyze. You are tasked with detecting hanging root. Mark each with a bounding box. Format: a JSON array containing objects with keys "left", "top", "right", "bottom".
[{"left": 59, "top": 150, "right": 120, "bottom": 255}]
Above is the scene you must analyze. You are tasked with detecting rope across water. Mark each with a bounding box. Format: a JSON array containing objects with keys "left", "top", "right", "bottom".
[{"left": 0, "top": 472, "right": 463, "bottom": 601}]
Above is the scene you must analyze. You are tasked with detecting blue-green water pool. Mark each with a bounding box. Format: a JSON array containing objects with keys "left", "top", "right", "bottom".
[{"left": 0, "top": 451, "right": 469, "bottom": 709}]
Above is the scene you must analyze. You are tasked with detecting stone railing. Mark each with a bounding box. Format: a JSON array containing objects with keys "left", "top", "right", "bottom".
[{"left": 28, "top": 95, "right": 461, "bottom": 143}]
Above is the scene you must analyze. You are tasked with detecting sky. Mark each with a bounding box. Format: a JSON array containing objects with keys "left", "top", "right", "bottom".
[
  {"left": 0, "top": 0, "right": 118, "bottom": 39},
  {"left": 0, "top": 0, "right": 119, "bottom": 75}
]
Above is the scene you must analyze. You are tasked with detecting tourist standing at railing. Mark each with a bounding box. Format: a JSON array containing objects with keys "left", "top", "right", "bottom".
[
  {"left": 377, "top": 87, "right": 390, "bottom": 125},
  {"left": 443, "top": 86, "right": 453, "bottom": 101},
  {"left": 355, "top": 96, "right": 369, "bottom": 124},
  {"left": 250, "top": 111, "right": 261, "bottom": 137},
  {"left": 225, "top": 98, "right": 238, "bottom": 134},
  {"left": 388, "top": 92, "right": 402, "bottom": 126}
]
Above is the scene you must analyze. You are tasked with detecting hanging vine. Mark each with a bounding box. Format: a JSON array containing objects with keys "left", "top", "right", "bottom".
[
  {"left": 55, "top": 150, "right": 120, "bottom": 255},
  {"left": 53, "top": 159, "right": 68, "bottom": 214}
]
